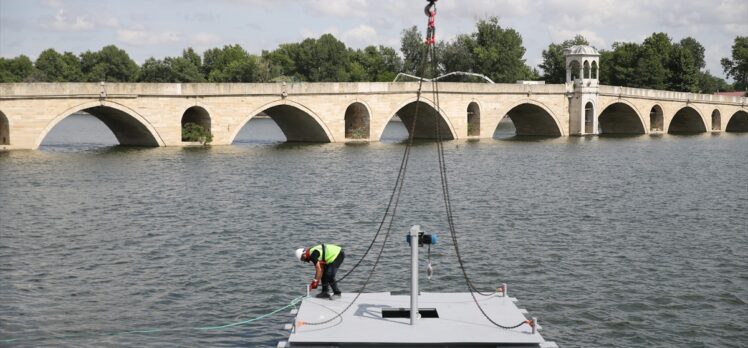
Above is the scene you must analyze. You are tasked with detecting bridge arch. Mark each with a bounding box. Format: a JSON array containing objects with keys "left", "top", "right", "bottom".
[
  {"left": 711, "top": 109, "right": 722, "bottom": 131},
  {"left": 230, "top": 99, "right": 334, "bottom": 143},
  {"left": 726, "top": 110, "right": 748, "bottom": 132},
  {"left": 649, "top": 105, "right": 664, "bottom": 132},
  {"left": 35, "top": 100, "right": 164, "bottom": 148},
  {"left": 0, "top": 110, "right": 9, "bottom": 145},
  {"left": 344, "top": 101, "right": 370, "bottom": 140},
  {"left": 583, "top": 61, "right": 590, "bottom": 79},
  {"left": 668, "top": 106, "right": 706, "bottom": 133},
  {"left": 598, "top": 100, "right": 646, "bottom": 134},
  {"left": 381, "top": 98, "right": 456, "bottom": 140},
  {"left": 569, "top": 61, "right": 581, "bottom": 80},
  {"left": 591, "top": 61, "right": 598, "bottom": 79},
  {"left": 584, "top": 101, "right": 595, "bottom": 134},
  {"left": 495, "top": 100, "right": 564, "bottom": 137},
  {"left": 467, "top": 101, "right": 480, "bottom": 136},
  {"left": 181, "top": 106, "right": 212, "bottom": 141}
]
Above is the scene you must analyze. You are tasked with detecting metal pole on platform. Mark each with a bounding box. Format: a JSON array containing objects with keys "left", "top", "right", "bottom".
[{"left": 410, "top": 225, "right": 420, "bottom": 325}]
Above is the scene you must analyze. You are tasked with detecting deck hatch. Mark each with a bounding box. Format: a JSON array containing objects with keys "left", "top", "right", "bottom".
[{"left": 381, "top": 308, "right": 439, "bottom": 318}]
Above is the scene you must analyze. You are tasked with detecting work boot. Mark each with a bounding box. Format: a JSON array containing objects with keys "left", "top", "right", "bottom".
[
  {"left": 315, "top": 292, "right": 330, "bottom": 299},
  {"left": 330, "top": 293, "right": 342, "bottom": 300}
]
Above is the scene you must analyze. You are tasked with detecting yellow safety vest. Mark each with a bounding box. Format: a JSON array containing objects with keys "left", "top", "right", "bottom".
[{"left": 309, "top": 244, "right": 341, "bottom": 264}]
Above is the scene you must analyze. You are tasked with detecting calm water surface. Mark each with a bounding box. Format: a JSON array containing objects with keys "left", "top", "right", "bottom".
[{"left": 1, "top": 115, "right": 747, "bottom": 347}]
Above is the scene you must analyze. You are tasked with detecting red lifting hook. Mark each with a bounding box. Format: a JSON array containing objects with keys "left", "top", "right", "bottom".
[{"left": 424, "top": 0, "right": 438, "bottom": 46}]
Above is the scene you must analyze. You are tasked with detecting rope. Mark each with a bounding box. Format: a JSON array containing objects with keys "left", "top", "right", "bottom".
[
  {"left": 426, "top": 28, "right": 531, "bottom": 330},
  {"left": 1, "top": 296, "right": 304, "bottom": 344},
  {"left": 302, "top": 31, "right": 437, "bottom": 327}
]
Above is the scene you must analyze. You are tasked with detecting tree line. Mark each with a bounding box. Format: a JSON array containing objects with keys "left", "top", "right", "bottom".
[{"left": 1, "top": 17, "right": 745, "bottom": 93}]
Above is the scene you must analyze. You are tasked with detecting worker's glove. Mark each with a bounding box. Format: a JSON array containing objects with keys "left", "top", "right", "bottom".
[{"left": 310, "top": 279, "right": 319, "bottom": 290}]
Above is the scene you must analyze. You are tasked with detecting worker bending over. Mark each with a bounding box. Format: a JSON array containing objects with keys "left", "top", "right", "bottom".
[{"left": 295, "top": 244, "right": 345, "bottom": 300}]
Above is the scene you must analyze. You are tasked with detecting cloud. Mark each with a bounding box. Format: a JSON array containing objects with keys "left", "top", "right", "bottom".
[
  {"left": 440, "top": 0, "right": 536, "bottom": 19},
  {"left": 341, "top": 24, "right": 378, "bottom": 47},
  {"left": 298, "top": 25, "right": 382, "bottom": 49},
  {"left": 44, "top": 8, "right": 95, "bottom": 31},
  {"left": 43, "top": 0, "right": 62, "bottom": 8},
  {"left": 724, "top": 23, "right": 748, "bottom": 36},
  {"left": 98, "top": 16, "right": 121, "bottom": 29},
  {"left": 117, "top": 29, "right": 182, "bottom": 45},
  {"left": 184, "top": 12, "right": 219, "bottom": 22},
  {"left": 538, "top": 0, "right": 646, "bottom": 30},
  {"left": 548, "top": 27, "right": 607, "bottom": 48},
  {"left": 300, "top": 27, "right": 329, "bottom": 40},
  {"left": 40, "top": 5, "right": 120, "bottom": 32},
  {"left": 307, "top": 0, "right": 367, "bottom": 18},
  {"left": 191, "top": 32, "right": 222, "bottom": 46}
]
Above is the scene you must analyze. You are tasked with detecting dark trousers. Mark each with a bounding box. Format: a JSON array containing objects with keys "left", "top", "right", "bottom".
[{"left": 321, "top": 251, "right": 345, "bottom": 294}]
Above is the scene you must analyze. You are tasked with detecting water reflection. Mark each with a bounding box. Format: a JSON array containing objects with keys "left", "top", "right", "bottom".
[
  {"left": 233, "top": 117, "right": 286, "bottom": 145},
  {"left": 41, "top": 113, "right": 118, "bottom": 149}
]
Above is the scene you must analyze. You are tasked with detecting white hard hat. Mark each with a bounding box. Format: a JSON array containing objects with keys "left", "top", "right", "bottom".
[{"left": 295, "top": 248, "right": 305, "bottom": 261}]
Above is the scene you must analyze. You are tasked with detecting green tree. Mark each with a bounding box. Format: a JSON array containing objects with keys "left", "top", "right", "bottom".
[
  {"left": 182, "top": 122, "right": 212, "bottom": 144},
  {"left": 0, "top": 55, "right": 36, "bottom": 82},
  {"left": 141, "top": 57, "right": 203, "bottom": 83},
  {"left": 294, "top": 34, "right": 351, "bottom": 82},
  {"left": 599, "top": 43, "right": 640, "bottom": 86},
  {"left": 375, "top": 46, "right": 403, "bottom": 81},
  {"left": 34, "top": 49, "right": 83, "bottom": 82},
  {"left": 441, "top": 34, "right": 476, "bottom": 75},
  {"left": 80, "top": 45, "right": 139, "bottom": 82},
  {"left": 202, "top": 44, "right": 267, "bottom": 82},
  {"left": 668, "top": 43, "right": 699, "bottom": 92},
  {"left": 698, "top": 71, "right": 733, "bottom": 93},
  {"left": 36, "top": 48, "right": 69, "bottom": 81},
  {"left": 350, "top": 45, "right": 403, "bottom": 81},
  {"left": 203, "top": 44, "right": 248, "bottom": 78},
  {"left": 167, "top": 56, "right": 204, "bottom": 82},
  {"left": 400, "top": 18, "right": 536, "bottom": 81},
  {"left": 634, "top": 33, "right": 672, "bottom": 89},
  {"left": 679, "top": 37, "right": 705, "bottom": 69},
  {"left": 182, "top": 48, "right": 202, "bottom": 70},
  {"left": 216, "top": 55, "right": 267, "bottom": 82},
  {"left": 347, "top": 59, "right": 367, "bottom": 81},
  {"left": 138, "top": 58, "right": 172, "bottom": 82},
  {"left": 472, "top": 17, "right": 535, "bottom": 83},
  {"left": 400, "top": 26, "right": 426, "bottom": 76},
  {"left": 721, "top": 36, "right": 748, "bottom": 91},
  {"left": 663, "top": 37, "right": 706, "bottom": 92},
  {"left": 539, "top": 35, "right": 589, "bottom": 83},
  {"left": 600, "top": 35, "right": 712, "bottom": 92},
  {"left": 263, "top": 43, "right": 301, "bottom": 81}
]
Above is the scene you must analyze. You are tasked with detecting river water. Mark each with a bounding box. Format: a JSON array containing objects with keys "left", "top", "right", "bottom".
[{"left": 1, "top": 115, "right": 746, "bottom": 347}]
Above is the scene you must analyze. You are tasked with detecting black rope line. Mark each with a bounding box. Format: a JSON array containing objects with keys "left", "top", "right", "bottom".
[
  {"left": 427, "top": 37, "right": 531, "bottom": 330},
  {"left": 302, "top": 41, "right": 434, "bottom": 326},
  {"left": 305, "top": 5, "right": 531, "bottom": 331}
]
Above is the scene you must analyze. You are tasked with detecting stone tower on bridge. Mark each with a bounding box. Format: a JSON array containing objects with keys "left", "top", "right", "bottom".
[{"left": 566, "top": 45, "right": 600, "bottom": 135}]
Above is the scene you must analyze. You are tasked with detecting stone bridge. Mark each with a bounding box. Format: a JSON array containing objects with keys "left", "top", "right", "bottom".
[{"left": 0, "top": 80, "right": 746, "bottom": 150}]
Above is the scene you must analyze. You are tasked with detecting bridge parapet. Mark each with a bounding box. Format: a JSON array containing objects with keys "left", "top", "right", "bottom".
[
  {"left": 0, "top": 82, "right": 569, "bottom": 99},
  {"left": 599, "top": 85, "right": 746, "bottom": 105}
]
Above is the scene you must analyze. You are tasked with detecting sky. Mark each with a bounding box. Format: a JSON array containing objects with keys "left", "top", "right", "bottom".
[{"left": 1, "top": 0, "right": 746, "bottom": 79}]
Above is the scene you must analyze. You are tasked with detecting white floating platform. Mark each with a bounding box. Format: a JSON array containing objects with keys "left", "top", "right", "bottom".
[{"left": 283, "top": 292, "right": 557, "bottom": 347}]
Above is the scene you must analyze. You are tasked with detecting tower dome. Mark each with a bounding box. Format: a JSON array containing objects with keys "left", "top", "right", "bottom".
[
  {"left": 564, "top": 45, "right": 600, "bottom": 83},
  {"left": 563, "top": 45, "right": 600, "bottom": 56}
]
